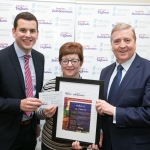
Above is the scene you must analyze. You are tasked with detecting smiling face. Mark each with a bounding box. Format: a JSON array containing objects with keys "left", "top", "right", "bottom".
[
  {"left": 111, "top": 28, "right": 136, "bottom": 64},
  {"left": 60, "top": 54, "right": 82, "bottom": 78},
  {"left": 12, "top": 19, "right": 38, "bottom": 53}
]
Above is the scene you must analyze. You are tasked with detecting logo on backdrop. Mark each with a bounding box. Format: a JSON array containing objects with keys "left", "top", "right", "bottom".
[
  {"left": 99, "top": 43, "right": 103, "bottom": 51},
  {"left": 0, "top": 43, "right": 8, "bottom": 49},
  {"left": 112, "top": 22, "right": 125, "bottom": 27},
  {"left": 97, "top": 34, "right": 110, "bottom": 39},
  {"left": 31, "top": 3, "right": 49, "bottom": 13},
  {"left": 38, "top": 20, "right": 52, "bottom": 25},
  {"left": 139, "top": 34, "right": 149, "bottom": 39},
  {"left": 0, "top": 3, "right": 12, "bottom": 11},
  {"left": 0, "top": 2, "right": 13, "bottom": 7},
  {"left": 77, "top": 6, "right": 95, "bottom": 16},
  {"left": 32, "top": 3, "right": 35, "bottom": 8},
  {"left": 32, "top": 3, "right": 50, "bottom": 8},
  {"left": 93, "top": 19, "right": 110, "bottom": 28},
  {"left": 53, "top": 66, "right": 60, "bottom": 75},
  {"left": 83, "top": 45, "right": 97, "bottom": 50},
  {"left": 40, "top": 44, "right": 52, "bottom": 49},
  {"left": 15, "top": 5, "right": 28, "bottom": 11},
  {"left": 44, "top": 68, "right": 52, "bottom": 74},
  {"left": 0, "top": 29, "right": 11, "bottom": 37},
  {"left": 0, "top": 17, "right": 7, "bottom": 22},
  {"left": 52, "top": 7, "right": 73, "bottom": 13},
  {"left": 60, "top": 32, "right": 72, "bottom": 38},
  {"left": 97, "top": 57, "right": 108, "bottom": 62},
  {"left": 77, "top": 30, "right": 94, "bottom": 39},
  {"left": 51, "top": 57, "right": 59, "bottom": 62},
  {"left": 98, "top": 9, "right": 109, "bottom": 14},
  {"left": 112, "top": 7, "right": 129, "bottom": 16},
  {"left": 92, "top": 66, "right": 102, "bottom": 75},
  {"left": 55, "top": 17, "right": 72, "bottom": 27},
  {"left": 78, "top": 6, "right": 82, "bottom": 11},
  {"left": 79, "top": 68, "right": 89, "bottom": 73},
  {"left": 110, "top": 55, "right": 115, "bottom": 63},
  {"left": 40, "top": 30, "right": 56, "bottom": 39},
  {"left": 132, "top": 10, "right": 150, "bottom": 16},
  {"left": 137, "top": 44, "right": 149, "bottom": 48},
  {"left": 134, "top": 20, "right": 150, "bottom": 29},
  {"left": 78, "top": 21, "right": 90, "bottom": 26}
]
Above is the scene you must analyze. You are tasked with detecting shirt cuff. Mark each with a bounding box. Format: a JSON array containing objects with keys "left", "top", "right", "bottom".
[{"left": 113, "top": 107, "right": 116, "bottom": 124}]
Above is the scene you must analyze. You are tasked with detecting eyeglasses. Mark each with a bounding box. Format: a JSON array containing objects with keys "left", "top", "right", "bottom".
[{"left": 61, "top": 59, "right": 80, "bottom": 65}]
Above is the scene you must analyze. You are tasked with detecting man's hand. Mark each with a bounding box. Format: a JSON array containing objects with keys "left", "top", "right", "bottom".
[
  {"left": 36, "top": 124, "right": 41, "bottom": 138},
  {"left": 43, "top": 105, "right": 57, "bottom": 118},
  {"left": 96, "top": 99, "right": 114, "bottom": 116},
  {"left": 20, "top": 98, "right": 42, "bottom": 112}
]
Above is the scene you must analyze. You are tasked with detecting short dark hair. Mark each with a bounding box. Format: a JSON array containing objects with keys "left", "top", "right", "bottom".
[
  {"left": 14, "top": 12, "right": 38, "bottom": 30},
  {"left": 59, "top": 42, "right": 83, "bottom": 63}
]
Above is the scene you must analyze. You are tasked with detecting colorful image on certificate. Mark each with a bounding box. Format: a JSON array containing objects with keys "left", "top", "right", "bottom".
[{"left": 62, "top": 97, "right": 92, "bottom": 133}]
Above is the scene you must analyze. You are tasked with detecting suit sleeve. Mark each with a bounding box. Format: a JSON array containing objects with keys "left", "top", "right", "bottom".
[
  {"left": 116, "top": 76, "right": 150, "bottom": 127},
  {"left": 0, "top": 97, "right": 22, "bottom": 115},
  {"left": 36, "top": 52, "right": 45, "bottom": 125}
]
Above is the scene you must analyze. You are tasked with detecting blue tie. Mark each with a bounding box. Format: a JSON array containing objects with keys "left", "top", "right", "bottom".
[{"left": 108, "top": 65, "right": 123, "bottom": 105}]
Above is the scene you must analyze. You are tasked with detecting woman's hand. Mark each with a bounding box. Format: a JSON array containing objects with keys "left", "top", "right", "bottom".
[
  {"left": 72, "top": 141, "right": 98, "bottom": 150},
  {"left": 87, "top": 143, "right": 98, "bottom": 150},
  {"left": 72, "top": 141, "right": 83, "bottom": 149},
  {"left": 43, "top": 105, "right": 57, "bottom": 118}
]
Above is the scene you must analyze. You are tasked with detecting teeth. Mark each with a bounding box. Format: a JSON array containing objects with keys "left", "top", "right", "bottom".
[{"left": 24, "top": 39, "right": 32, "bottom": 42}]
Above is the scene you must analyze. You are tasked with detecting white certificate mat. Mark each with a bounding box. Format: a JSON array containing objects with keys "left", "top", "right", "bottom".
[{"left": 52, "top": 77, "right": 104, "bottom": 145}]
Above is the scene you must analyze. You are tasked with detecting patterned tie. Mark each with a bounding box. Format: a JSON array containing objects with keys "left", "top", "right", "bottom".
[
  {"left": 24, "top": 54, "right": 33, "bottom": 117},
  {"left": 108, "top": 65, "right": 123, "bottom": 105}
]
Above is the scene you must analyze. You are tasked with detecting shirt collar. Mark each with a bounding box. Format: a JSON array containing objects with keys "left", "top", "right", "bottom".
[
  {"left": 14, "top": 42, "right": 32, "bottom": 58},
  {"left": 116, "top": 53, "right": 136, "bottom": 71}
]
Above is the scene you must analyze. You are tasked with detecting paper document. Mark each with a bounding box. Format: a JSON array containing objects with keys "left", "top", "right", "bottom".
[{"left": 39, "top": 91, "right": 63, "bottom": 108}]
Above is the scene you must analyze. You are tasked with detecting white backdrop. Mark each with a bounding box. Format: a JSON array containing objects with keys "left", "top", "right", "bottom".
[
  {"left": 75, "top": 3, "right": 150, "bottom": 79},
  {"left": 0, "top": 0, "right": 150, "bottom": 149}
]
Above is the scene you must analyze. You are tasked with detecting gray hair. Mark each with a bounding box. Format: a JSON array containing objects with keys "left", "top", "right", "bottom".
[{"left": 111, "top": 23, "right": 136, "bottom": 42}]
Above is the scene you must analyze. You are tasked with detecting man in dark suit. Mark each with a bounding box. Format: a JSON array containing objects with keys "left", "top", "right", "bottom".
[
  {"left": 0, "top": 12, "right": 44, "bottom": 150},
  {"left": 96, "top": 23, "right": 150, "bottom": 150}
]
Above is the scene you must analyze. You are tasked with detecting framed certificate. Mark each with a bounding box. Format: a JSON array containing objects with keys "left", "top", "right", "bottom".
[{"left": 52, "top": 77, "right": 104, "bottom": 146}]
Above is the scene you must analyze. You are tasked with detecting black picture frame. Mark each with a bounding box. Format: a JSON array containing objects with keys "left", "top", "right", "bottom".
[{"left": 52, "top": 77, "right": 104, "bottom": 146}]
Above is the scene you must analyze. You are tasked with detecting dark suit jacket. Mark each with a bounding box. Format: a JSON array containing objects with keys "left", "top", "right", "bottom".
[
  {"left": 100, "top": 54, "right": 150, "bottom": 150},
  {"left": 0, "top": 44, "right": 44, "bottom": 150}
]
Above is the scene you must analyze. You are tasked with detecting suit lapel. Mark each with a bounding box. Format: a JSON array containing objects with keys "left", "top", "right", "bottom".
[
  {"left": 32, "top": 50, "right": 40, "bottom": 96},
  {"left": 9, "top": 44, "right": 25, "bottom": 94},
  {"left": 115, "top": 54, "right": 140, "bottom": 105}
]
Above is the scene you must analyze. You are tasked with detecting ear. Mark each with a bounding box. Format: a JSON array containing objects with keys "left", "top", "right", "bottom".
[
  {"left": 80, "top": 61, "right": 83, "bottom": 67},
  {"left": 134, "top": 41, "right": 136, "bottom": 50},
  {"left": 36, "top": 30, "right": 39, "bottom": 40},
  {"left": 12, "top": 28, "right": 16, "bottom": 38}
]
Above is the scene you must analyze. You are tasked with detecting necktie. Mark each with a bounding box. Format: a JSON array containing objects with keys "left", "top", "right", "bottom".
[
  {"left": 24, "top": 55, "right": 33, "bottom": 117},
  {"left": 108, "top": 65, "right": 123, "bottom": 105}
]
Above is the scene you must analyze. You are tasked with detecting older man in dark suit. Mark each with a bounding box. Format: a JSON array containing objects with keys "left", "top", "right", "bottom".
[
  {"left": 96, "top": 23, "right": 150, "bottom": 150},
  {"left": 0, "top": 12, "right": 44, "bottom": 150}
]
